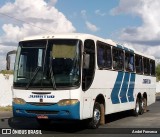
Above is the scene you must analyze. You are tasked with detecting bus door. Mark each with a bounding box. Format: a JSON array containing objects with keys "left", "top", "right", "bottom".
[{"left": 82, "top": 39, "right": 95, "bottom": 118}]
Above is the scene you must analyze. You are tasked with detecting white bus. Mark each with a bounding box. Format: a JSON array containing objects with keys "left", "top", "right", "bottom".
[{"left": 10, "top": 33, "right": 156, "bottom": 129}]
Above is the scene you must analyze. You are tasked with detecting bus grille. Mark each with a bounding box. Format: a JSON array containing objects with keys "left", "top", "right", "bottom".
[
  {"left": 27, "top": 102, "right": 57, "bottom": 106},
  {"left": 26, "top": 110, "right": 59, "bottom": 115}
]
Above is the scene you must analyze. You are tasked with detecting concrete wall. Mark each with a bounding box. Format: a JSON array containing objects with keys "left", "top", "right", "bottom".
[
  {"left": 156, "top": 82, "right": 160, "bottom": 93},
  {"left": 0, "top": 74, "right": 13, "bottom": 106}
]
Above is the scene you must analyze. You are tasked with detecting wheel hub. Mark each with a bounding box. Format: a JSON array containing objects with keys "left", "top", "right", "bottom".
[
  {"left": 93, "top": 108, "right": 100, "bottom": 124},
  {"left": 136, "top": 102, "right": 139, "bottom": 113}
]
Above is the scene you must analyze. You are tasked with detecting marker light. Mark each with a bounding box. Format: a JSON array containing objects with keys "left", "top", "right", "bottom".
[
  {"left": 58, "top": 99, "right": 79, "bottom": 106},
  {"left": 13, "top": 98, "right": 26, "bottom": 105}
]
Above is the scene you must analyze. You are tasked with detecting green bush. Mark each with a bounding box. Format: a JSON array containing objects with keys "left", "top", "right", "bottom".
[
  {"left": 0, "top": 106, "right": 12, "bottom": 111},
  {"left": 156, "top": 64, "right": 160, "bottom": 81},
  {"left": 0, "top": 70, "right": 13, "bottom": 75}
]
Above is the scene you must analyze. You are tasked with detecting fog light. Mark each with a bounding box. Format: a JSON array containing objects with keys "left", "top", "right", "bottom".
[{"left": 13, "top": 98, "right": 26, "bottom": 105}]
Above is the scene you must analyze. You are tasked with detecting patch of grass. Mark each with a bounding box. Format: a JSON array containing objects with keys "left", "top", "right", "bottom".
[{"left": 0, "top": 106, "right": 12, "bottom": 111}]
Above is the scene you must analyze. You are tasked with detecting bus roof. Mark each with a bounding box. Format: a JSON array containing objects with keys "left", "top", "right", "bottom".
[{"left": 20, "top": 33, "right": 155, "bottom": 60}]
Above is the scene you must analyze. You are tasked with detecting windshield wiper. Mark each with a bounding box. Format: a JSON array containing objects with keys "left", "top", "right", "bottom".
[{"left": 26, "top": 66, "right": 41, "bottom": 90}]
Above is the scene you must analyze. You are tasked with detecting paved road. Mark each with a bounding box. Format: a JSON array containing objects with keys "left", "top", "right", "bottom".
[{"left": 0, "top": 96, "right": 160, "bottom": 137}]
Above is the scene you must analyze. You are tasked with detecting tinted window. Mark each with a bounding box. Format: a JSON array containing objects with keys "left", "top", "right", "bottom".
[
  {"left": 97, "top": 41, "right": 112, "bottom": 69},
  {"left": 112, "top": 48, "right": 124, "bottom": 70},
  {"left": 14, "top": 39, "right": 81, "bottom": 89},
  {"left": 143, "top": 57, "right": 150, "bottom": 75},
  {"left": 150, "top": 60, "right": 155, "bottom": 76},
  {"left": 82, "top": 39, "right": 95, "bottom": 91},
  {"left": 125, "top": 52, "right": 134, "bottom": 72},
  {"left": 135, "top": 55, "right": 143, "bottom": 74}
]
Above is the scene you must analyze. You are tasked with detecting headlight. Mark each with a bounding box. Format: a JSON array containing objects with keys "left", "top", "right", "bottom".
[
  {"left": 13, "top": 98, "right": 26, "bottom": 105},
  {"left": 58, "top": 99, "right": 79, "bottom": 106}
]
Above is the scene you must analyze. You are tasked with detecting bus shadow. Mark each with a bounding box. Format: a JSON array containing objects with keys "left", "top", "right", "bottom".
[
  {"left": 8, "top": 111, "right": 135, "bottom": 133},
  {"left": 105, "top": 110, "right": 133, "bottom": 124},
  {"left": 156, "top": 96, "right": 160, "bottom": 101},
  {"left": 105, "top": 108, "right": 151, "bottom": 125},
  {"left": 7, "top": 110, "right": 148, "bottom": 133},
  {"left": 8, "top": 117, "right": 88, "bottom": 133}
]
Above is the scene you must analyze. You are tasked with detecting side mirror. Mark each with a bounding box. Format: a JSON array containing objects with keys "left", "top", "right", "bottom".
[
  {"left": 6, "top": 50, "right": 17, "bottom": 70},
  {"left": 83, "top": 53, "right": 90, "bottom": 69},
  {"left": 6, "top": 55, "right": 10, "bottom": 70}
]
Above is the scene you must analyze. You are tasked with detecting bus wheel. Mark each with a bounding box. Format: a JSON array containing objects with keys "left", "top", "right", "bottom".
[
  {"left": 142, "top": 98, "right": 147, "bottom": 113},
  {"left": 88, "top": 102, "right": 101, "bottom": 129},
  {"left": 139, "top": 99, "right": 144, "bottom": 115},
  {"left": 133, "top": 98, "right": 140, "bottom": 116},
  {"left": 36, "top": 119, "right": 51, "bottom": 127}
]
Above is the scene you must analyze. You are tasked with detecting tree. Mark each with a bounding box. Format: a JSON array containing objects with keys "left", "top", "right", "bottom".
[{"left": 156, "top": 64, "right": 160, "bottom": 81}]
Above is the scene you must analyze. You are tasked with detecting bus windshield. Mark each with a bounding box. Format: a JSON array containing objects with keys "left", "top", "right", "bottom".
[{"left": 13, "top": 39, "right": 81, "bottom": 89}]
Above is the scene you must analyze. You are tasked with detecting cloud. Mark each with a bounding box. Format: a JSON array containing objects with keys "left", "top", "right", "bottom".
[
  {"left": 48, "top": 0, "right": 57, "bottom": 6},
  {"left": 95, "top": 10, "right": 106, "bottom": 16},
  {"left": 111, "top": 0, "right": 160, "bottom": 58},
  {"left": 0, "top": 44, "right": 16, "bottom": 70},
  {"left": 0, "top": 0, "right": 76, "bottom": 69},
  {"left": 124, "top": 42, "right": 160, "bottom": 59},
  {"left": 85, "top": 21, "right": 99, "bottom": 32},
  {"left": 81, "top": 10, "right": 87, "bottom": 19},
  {"left": 80, "top": 10, "right": 100, "bottom": 32},
  {"left": 110, "top": 0, "right": 141, "bottom": 16}
]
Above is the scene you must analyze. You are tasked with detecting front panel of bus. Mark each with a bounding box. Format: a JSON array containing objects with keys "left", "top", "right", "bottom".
[{"left": 12, "top": 39, "right": 82, "bottom": 120}]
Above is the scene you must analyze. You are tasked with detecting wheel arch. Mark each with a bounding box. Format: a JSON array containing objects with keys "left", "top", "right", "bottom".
[
  {"left": 94, "top": 94, "right": 106, "bottom": 125},
  {"left": 137, "top": 92, "right": 142, "bottom": 100},
  {"left": 143, "top": 92, "right": 147, "bottom": 100},
  {"left": 95, "top": 94, "right": 105, "bottom": 108}
]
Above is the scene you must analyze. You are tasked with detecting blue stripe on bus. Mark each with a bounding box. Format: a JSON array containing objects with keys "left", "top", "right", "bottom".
[
  {"left": 120, "top": 72, "right": 130, "bottom": 103},
  {"left": 127, "top": 73, "right": 136, "bottom": 102},
  {"left": 111, "top": 71, "right": 124, "bottom": 104}
]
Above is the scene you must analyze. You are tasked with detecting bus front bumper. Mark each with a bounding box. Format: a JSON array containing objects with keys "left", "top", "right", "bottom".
[{"left": 12, "top": 102, "right": 80, "bottom": 120}]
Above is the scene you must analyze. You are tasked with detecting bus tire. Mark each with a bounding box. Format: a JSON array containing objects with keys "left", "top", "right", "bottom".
[
  {"left": 139, "top": 99, "right": 144, "bottom": 115},
  {"left": 142, "top": 97, "right": 147, "bottom": 113},
  {"left": 133, "top": 98, "right": 140, "bottom": 116},
  {"left": 36, "top": 119, "right": 51, "bottom": 127},
  {"left": 88, "top": 102, "right": 101, "bottom": 129}
]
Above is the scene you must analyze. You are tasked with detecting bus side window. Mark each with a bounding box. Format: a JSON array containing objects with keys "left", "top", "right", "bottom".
[
  {"left": 143, "top": 58, "right": 150, "bottom": 75},
  {"left": 97, "top": 44, "right": 105, "bottom": 68},
  {"left": 112, "top": 48, "right": 124, "bottom": 70},
  {"left": 97, "top": 41, "right": 112, "bottom": 69},
  {"left": 125, "top": 52, "right": 134, "bottom": 72},
  {"left": 150, "top": 60, "right": 155, "bottom": 76},
  {"left": 129, "top": 54, "right": 134, "bottom": 72},
  {"left": 147, "top": 59, "right": 150, "bottom": 75},
  {"left": 104, "top": 45, "right": 112, "bottom": 68},
  {"left": 135, "top": 55, "right": 143, "bottom": 74}
]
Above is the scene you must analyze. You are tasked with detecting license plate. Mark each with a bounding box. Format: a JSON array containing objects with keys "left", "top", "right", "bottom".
[{"left": 37, "top": 115, "right": 48, "bottom": 119}]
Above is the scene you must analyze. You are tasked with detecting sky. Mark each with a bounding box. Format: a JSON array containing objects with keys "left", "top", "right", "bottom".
[{"left": 0, "top": 0, "right": 160, "bottom": 70}]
